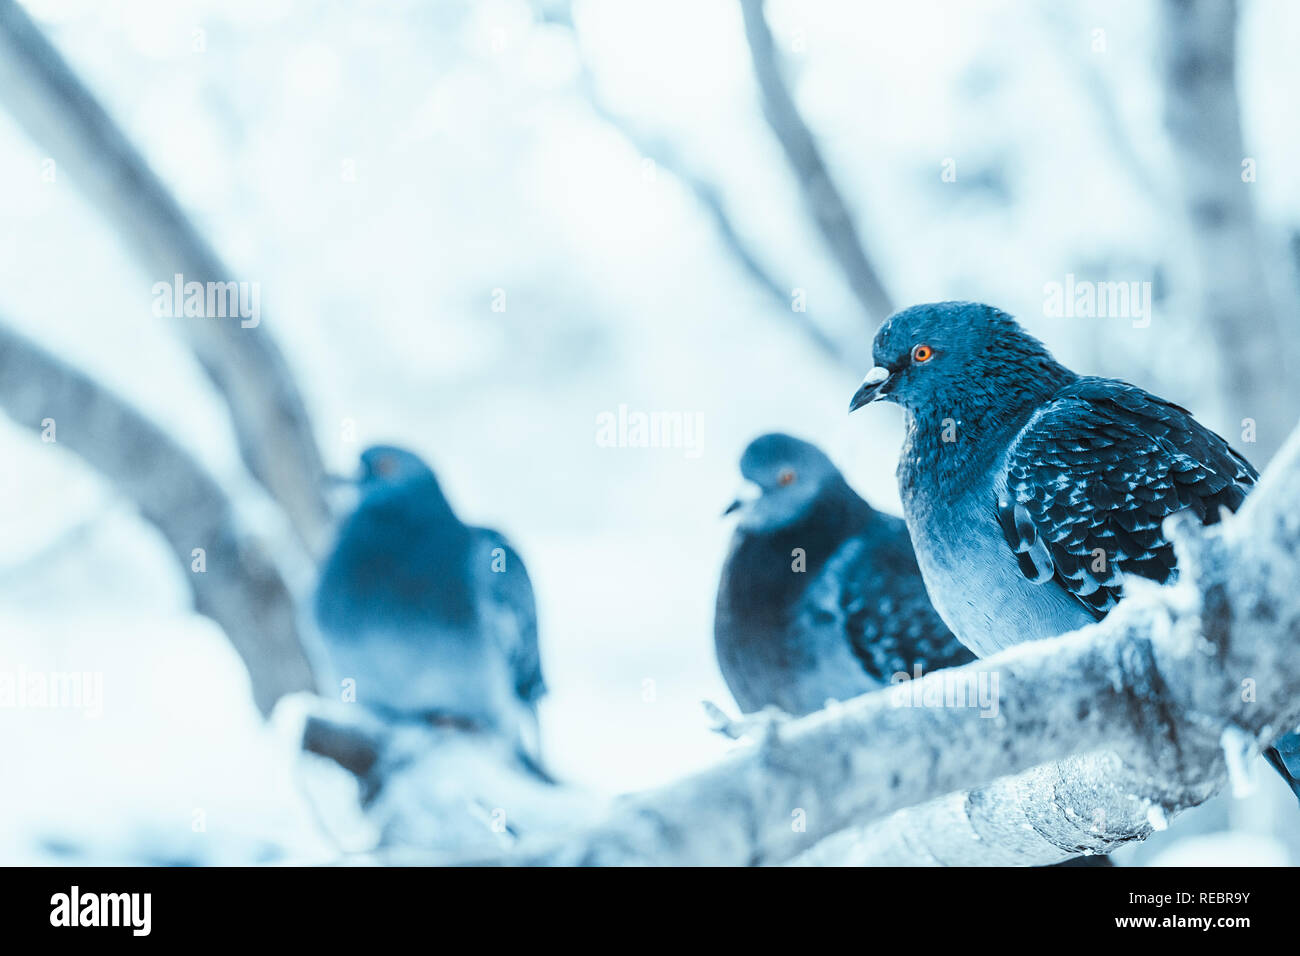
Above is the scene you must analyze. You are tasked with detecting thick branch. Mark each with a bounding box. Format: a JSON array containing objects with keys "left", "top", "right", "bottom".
[
  {"left": 0, "top": 0, "right": 332, "bottom": 554},
  {"left": 793, "top": 751, "right": 1211, "bottom": 866},
  {"left": 0, "top": 320, "right": 316, "bottom": 714},
  {"left": 738, "top": 0, "right": 894, "bottom": 324},
  {"left": 512, "top": 612, "right": 1196, "bottom": 865}
]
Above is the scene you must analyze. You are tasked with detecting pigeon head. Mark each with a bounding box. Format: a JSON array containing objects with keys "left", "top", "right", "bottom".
[
  {"left": 725, "top": 433, "right": 847, "bottom": 530},
  {"left": 848, "top": 301, "right": 1072, "bottom": 420},
  {"left": 352, "top": 445, "right": 456, "bottom": 518},
  {"left": 359, "top": 444, "right": 435, "bottom": 488}
]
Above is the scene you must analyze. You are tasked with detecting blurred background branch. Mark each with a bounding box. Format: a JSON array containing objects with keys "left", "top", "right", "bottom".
[
  {"left": 542, "top": 0, "right": 854, "bottom": 369},
  {"left": 1039, "top": 6, "right": 1165, "bottom": 206},
  {"left": 0, "top": 318, "right": 316, "bottom": 714},
  {"left": 0, "top": 0, "right": 333, "bottom": 555},
  {"left": 1159, "top": 0, "right": 1295, "bottom": 462},
  {"left": 738, "top": 0, "right": 894, "bottom": 330}
]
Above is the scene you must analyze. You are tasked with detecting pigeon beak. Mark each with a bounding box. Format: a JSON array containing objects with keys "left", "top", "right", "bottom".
[
  {"left": 849, "top": 366, "right": 891, "bottom": 413},
  {"left": 322, "top": 471, "right": 359, "bottom": 488},
  {"left": 723, "top": 480, "right": 762, "bottom": 517},
  {"left": 322, "top": 469, "right": 363, "bottom": 516}
]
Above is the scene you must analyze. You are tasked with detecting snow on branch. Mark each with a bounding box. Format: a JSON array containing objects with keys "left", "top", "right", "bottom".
[
  {"left": 737, "top": 0, "right": 894, "bottom": 325},
  {"left": 0, "top": 0, "right": 333, "bottom": 555},
  {"left": 496, "top": 418, "right": 1300, "bottom": 866},
  {"left": 0, "top": 319, "right": 316, "bottom": 714}
]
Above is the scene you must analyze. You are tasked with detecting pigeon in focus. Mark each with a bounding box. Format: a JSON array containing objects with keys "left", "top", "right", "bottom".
[
  {"left": 848, "top": 300, "right": 1300, "bottom": 800},
  {"left": 314, "top": 446, "right": 545, "bottom": 759},
  {"left": 714, "top": 432, "right": 974, "bottom": 717}
]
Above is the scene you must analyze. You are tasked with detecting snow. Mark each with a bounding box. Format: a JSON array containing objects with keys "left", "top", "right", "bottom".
[{"left": 1220, "top": 725, "right": 1261, "bottom": 799}]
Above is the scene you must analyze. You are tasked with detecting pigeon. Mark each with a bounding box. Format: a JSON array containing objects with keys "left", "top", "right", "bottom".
[
  {"left": 714, "top": 433, "right": 974, "bottom": 717},
  {"left": 314, "top": 445, "right": 545, "bottom": 757},
  {"left": 848, "top": 300, "right": 1300, "bottom": 800}
]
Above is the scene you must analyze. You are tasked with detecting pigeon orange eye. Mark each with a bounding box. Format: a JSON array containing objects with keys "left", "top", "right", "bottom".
[
  {"left": 912, "top": 344, "right": 934, "bottom": 363},
  {"left": 777, "top": 468, "right": 796, "bottom": 487}
]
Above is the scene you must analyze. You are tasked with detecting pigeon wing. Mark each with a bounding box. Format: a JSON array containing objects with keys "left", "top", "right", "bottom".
[
  {"left": 997, "top": 377, "right": 1257, "bottom": 619},
  {"left": 474, "top": 529, "right": 546, "bottom": 706},
  {"left": 800, "top": 522, "right": 975, "bottom": 684}
]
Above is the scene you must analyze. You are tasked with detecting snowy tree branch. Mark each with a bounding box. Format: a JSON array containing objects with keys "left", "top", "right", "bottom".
[
  {"left": 496, "top": 418, "right": 1300, "bottom": 866},
  {"left": 0, "top": 0, "right": 333, "bottom": 555},
  {"left": 296, "top": 704, "right": 607, "bottom": 858},
  {"left": 792, "top": 751, "right": 1209, "bottom": 866},
  {"left": 0, "top": 319, "right": 317, "bottom": 714},
  {"left": 738, "top": 0, "right": 894, "bottom": 325}
]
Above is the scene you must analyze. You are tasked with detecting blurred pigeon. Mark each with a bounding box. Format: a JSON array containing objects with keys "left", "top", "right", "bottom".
[
  {"left": 848, "top": 301, "right": 1300, "bottom": 801},
  {"left": 314, "top": 446, "right": 545, "bottom": 758},
  {"left": 714, "top": 433, "right": 974, "bottom": 717}
]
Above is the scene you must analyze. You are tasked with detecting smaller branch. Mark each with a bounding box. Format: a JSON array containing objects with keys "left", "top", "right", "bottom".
[
  {"left": 542, "top": 1, "right": 853, "bottom": 368},
  {"left": 702, "top": 699, "right": 790, "bottom": 743},
  {"left": 628, "top": 130, "right": 850, "bottom": 366},
  {"left": 0, "top": 319, "right": 316, "bottom": 714},
  {"left": 738, "top": 0, "right": 894, "bottom": 324}
]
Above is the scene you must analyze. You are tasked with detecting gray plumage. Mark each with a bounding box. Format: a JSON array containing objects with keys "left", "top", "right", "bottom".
[
  {"left": 714, "top": 433, "right": 973, "bottom": 717},
  {"left": 314, "top": 446, "right": 544, "bottom": 755}
]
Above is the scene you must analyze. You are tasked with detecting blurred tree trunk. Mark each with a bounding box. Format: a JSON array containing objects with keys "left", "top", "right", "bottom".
[{"left": 1160, "top": 0, "right": 1295, "bottom": 462}]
